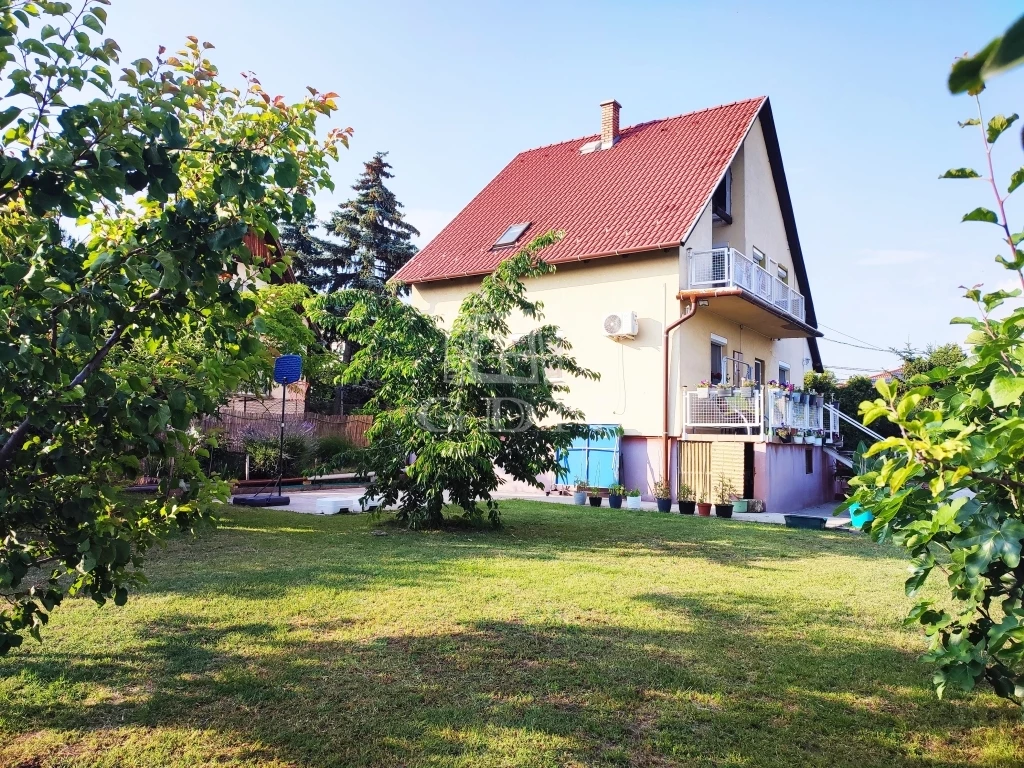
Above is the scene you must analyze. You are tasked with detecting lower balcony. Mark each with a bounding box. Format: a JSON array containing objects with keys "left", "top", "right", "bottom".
[
  {"left": 681, "top": 248, "right": 822, "bottom": 339},
  {"left": 682, "top": 386, "right": 840, "bottom": 442}
]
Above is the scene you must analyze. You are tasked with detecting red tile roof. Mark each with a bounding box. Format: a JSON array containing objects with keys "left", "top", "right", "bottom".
[{"left": 394, "top": 97, "right": 766, "bottom": 284}]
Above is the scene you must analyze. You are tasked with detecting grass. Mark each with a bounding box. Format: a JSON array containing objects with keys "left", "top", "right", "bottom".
[{"left": 1, "top": 501, "right": 1022, "bottom": 767}]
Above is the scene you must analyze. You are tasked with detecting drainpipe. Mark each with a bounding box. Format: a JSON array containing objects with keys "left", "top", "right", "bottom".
[{"left": 662, "top": 301, "right": 698, "bottom": 495}]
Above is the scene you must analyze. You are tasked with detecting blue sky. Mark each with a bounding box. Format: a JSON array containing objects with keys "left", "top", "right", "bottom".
[{"left": 106, "top": 1, "right": 1024, "bottom": 376}]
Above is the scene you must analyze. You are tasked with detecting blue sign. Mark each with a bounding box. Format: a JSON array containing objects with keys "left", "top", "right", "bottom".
[{"left": 273, "top": 354, "right": 303, "bottom": 385}]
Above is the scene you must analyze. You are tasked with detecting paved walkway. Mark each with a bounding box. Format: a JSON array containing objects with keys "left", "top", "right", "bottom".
[{"left": 244, "top": 486, "right": 852, "bottom": 529}]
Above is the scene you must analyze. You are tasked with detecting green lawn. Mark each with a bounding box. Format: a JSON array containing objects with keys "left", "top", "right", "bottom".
[{"left": 1, "top": 501, "right": 1021, "bottom": 767}]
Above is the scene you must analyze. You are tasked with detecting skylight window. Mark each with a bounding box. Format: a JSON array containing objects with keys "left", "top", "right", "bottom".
[{"left": 493, "top": 222, "right": 531, "bottom": 249}]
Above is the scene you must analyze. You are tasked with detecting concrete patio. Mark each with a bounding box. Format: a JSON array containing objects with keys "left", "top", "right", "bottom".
[{"left": 236, "top": 486, "right": 853, "bottom": 529}]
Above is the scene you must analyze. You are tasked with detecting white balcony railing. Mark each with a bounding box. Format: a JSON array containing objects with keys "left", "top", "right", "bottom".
[
  {"left": 682, "top": 387, "right": 841, "bottom": 442},
  {"left": 688, "top": 248, "right": 806, "bottom": 323}
]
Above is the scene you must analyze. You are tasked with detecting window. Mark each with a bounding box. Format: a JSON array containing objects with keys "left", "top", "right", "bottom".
[
  {"left": 493, "top": 222, "right": 531, "bottom": 249},
  {"left": 712, "top": 169, "right": 732, "bottom": 224},
  {"left": 710, "top": 336, "right": 727, "bottom": 385},
  {"left": 754, "top": 358, "right": 765, "bottom": 386},
  {"left": 752, "top": 246, "right": 765, "bottom": 265},
  {"left": 778, "top": 363, "right": 790, "bottom": 386},
  {"left": 777, "top": 264, "right": 789, "bottom": 284},
  {"left": 805, "top": 449, "right": 814, "bottom": 475}
]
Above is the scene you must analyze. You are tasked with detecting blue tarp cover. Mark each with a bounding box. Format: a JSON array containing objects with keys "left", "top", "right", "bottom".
[{"left": 560, "top": 424, "right": 621, "bottom": 488}]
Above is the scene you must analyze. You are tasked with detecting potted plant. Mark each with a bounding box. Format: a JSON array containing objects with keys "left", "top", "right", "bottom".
[
  {"left": 608, "top": 483, "right": 625, "bottom": 509},
  {"left": 626, "top": 487, "right": 642, "bottom": 510},
  {"left": 653, "top": 479, "right": 672, "bottom": 512},
  {"left": 677, "top": 483, "right": 696, "bottom": 515},
  {"left": 572, "top": 478, "right": 588, "bottom": 505},
  {"left": 813, "top": 429, "right": 823, "bottom": 446},
  {"left": 588, "top": 489, "right": 603, "bottom": 507},
  {"left": 793, "top": 429, "right": 805, "bottom": 444},
  {"left": 813, "top": 391, "right": 824, "bottom": 408},
  {"left": 696, "top": 491, "right": 713, "bottom": 517},
  {"left": 775, "top": 426, "right": 793, "bottom": 444},
  {"left": 696, "top": 380, "right": 711, "bottom": 399},
  {"left": 714, "top": 475, "right": 737, "bottom": 518},
  {"left": 737, "top": 378, "right": 755, "bottom": 398},
  {"left": 715, "top": 382, "right": 732, "bottom": 397}
]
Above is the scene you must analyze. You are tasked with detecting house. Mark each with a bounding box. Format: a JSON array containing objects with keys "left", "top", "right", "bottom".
[
  {"left": 868, "top": 367, "right": 904, "bottom": 384},
  {"left": 393, "top": 97, "right": 838, "bottom": 512}
]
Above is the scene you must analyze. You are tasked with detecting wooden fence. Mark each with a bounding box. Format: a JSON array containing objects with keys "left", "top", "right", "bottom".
[{"left": 200, "top": 410, "right": 373, "bottom": 452}]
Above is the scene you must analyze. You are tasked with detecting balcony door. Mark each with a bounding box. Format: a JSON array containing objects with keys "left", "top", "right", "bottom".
[{"left": 710, "top": 336, "right": 726, "bottom": 385}]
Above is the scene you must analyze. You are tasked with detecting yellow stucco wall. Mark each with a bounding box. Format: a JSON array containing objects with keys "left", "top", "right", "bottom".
[{"left": 409, "top": 114, "right": 814, "bottom": 438}]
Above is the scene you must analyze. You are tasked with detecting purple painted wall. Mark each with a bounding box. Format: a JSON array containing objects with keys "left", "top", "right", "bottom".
[
  {"left": 755, "top": 443, "right": 834, "bottom": 513},
  {"left": 621, "top": 436, "right": 666, "bottom": 501}
]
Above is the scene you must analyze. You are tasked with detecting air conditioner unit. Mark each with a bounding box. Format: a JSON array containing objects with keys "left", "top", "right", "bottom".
[{"left": 602, "top": 311, "right": 638, "bottom": 340}]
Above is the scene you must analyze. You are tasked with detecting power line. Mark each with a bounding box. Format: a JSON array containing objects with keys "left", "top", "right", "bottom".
[
  {"left": 818, "top": 336, "right": 897, "bottom": 354},
  {"left": 818, "top": 322, "right": 889, "bottom": 351}
]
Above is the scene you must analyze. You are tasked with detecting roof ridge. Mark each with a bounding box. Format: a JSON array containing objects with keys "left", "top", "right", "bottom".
[{"left": 513, "top": 96, "right": 767, "bottom": 155}]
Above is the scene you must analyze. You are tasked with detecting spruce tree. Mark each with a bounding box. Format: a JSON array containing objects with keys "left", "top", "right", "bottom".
[
  {"left": 327, "top": 151, "right": 419, "bottom": 293},
  {"left": 279, "top": 218, "right": 351, "bottom": 290}
]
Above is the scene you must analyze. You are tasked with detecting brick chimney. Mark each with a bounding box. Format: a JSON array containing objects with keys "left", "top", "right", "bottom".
[{"left": 600, "top": 99, "right": 621, "bottom": 149}]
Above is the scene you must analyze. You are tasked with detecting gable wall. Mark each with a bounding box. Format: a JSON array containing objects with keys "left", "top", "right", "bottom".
[{"left": 410, "top": 248, "right": 682, "bottom": 438}]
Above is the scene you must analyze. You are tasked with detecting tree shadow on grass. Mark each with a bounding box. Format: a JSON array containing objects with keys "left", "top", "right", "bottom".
[
  {"left": 141, "top": 503, "right": 904, "bottom": 603},
  {"left": 3, "top": 598, "right": 1020, "bottom": 768}
]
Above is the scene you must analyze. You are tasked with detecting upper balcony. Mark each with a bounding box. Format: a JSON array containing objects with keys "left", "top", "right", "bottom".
[{"left": 681, "top": 249, "right": 821, "bottom": 339}]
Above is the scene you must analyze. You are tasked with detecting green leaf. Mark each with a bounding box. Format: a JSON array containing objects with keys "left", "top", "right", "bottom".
[
  {"left": 3, "top": 262, "right": 30, "bottom": 283},
  {"left": 958, "top": 118, "right": 981, "bottom": 127},
  {"left": 81, "top": 13, "right": 103, "bottom": 34},
  {"left": 1009, "top": 169, "right": 1024, "bottom": 194},
  {"left": 0, "top": 105, "right": 20, "bottom": 130},
  {"left": 989, "top": 374, "right": 1024, "bottom": 408},
  {"left": 941, "top": 168, "right": 981, "bottom": 179},
  {"left": 963, "top": 207, "right": 1000, "bottom": 225},
  {"left": 957, "top": 519, "right": 1024, "bottom": 571},
  {"left": 949, "top": 38, "right": 1000, "bottom": 94},
  {"left": 274, "top": 156, "right": 300, "bottom": 188},
  {"left": 987, "top": 113, "right": 1019, "bottom": 144},
  {"left": 982, "top": 14, "right": 1024, "bottom": 80},
  {"left": 113, "top": 587, "right": 128, "bottom": 606}
]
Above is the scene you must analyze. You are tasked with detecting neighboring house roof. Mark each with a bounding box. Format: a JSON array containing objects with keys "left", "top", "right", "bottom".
[
  {"left": 244, "top": 229, "right": 296, "bottom": 284},
  {"left": 868, "top": 367, "right": 904, "bottom": 383},
  {"left": 394, "top": 95, "right": 821, "bottom": 370}
]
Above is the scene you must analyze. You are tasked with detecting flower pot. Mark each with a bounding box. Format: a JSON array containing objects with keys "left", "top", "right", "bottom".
[
  {"left": 678, "top": 499, "right": 696, "bottom": 515},
  {"left": 732, "top": 499, "right": 748, "bottom": 513},
  {"left": 738, "top": 387, "right": 752, "bottom": 397},
  {"left": 696, "top": 388, "right": 710, "bottom": 399},
  {"left": 715, "top": 503, "right": 734, "bottom": 519},
  {"left": 656, "top": 498, "right": 672, "bottom": 512},
  {"left": 813, "top": 437, "right": 823, "bottom": 446},
  {"left": 608, "top": 494, "right": 623, "bottom": 509},
  {"left": 716, "top": 387, "right": 731, "bottom": 397},
  {"left": 626, "top": 495, "right": 642, "bottom": 510},
  {"left": 697, "top": 502, "right": 712, "bottom": 517},
  {"left": 784, "top": 514, "right": 826, "bottom": 530},
  {"left": 814, "top": 394, "right": 824, "bottom": 407},
  {"left": 573, "top": 491, "right": 587, "bottom": 505},
  {"left": 793, "top": 435, "right": 805, "bottom": 444},
  {"left": 777, "top": 433, "right": 792, "bottom": 444},
  {"left": 588, "top": 495, "right": 603, "bottom": 507}
]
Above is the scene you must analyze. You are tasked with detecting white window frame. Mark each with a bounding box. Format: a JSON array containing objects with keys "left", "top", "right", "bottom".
[
  {"left": 777, "top": 264, "right": 789, "bottom": 283},
  {"left": 752, "top": 246, "right": 765, "bottom": 265},
  {"left": 778, "top": 362, "right": 790, "bottom": 385}
]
